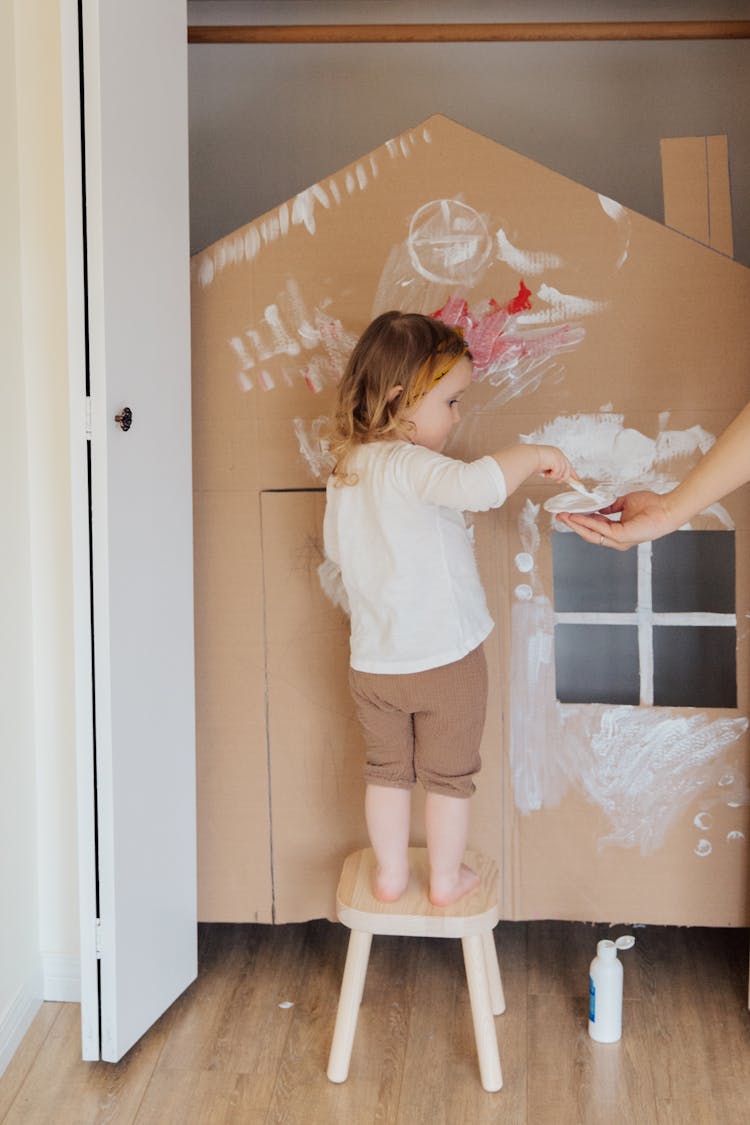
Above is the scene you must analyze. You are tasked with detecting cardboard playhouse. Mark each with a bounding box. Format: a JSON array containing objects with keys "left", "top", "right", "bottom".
[{"left": 191, "top": 115, "right": 750, "bottom": 927}]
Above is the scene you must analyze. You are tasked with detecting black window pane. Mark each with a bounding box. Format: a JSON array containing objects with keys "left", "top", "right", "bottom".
[
  {"left": 653, "top": 626, "right": 737, "bottom": 708},
  {"left": 555, "top": 624, "right": 640, "bottom": 704},
  {"left": 552, "top": 531, "right": 638, "bottom": 612},
  {"left": 652, "top": 531, "right": 735, "bottom": 613}
]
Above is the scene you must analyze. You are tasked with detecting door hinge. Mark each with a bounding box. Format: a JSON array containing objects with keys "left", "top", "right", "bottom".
[
  {"left": 85, "top": 396, "right": 92, "bottom": 440},
  {"left": 95, "top": 918, "right": 103, "bottom": 959}
]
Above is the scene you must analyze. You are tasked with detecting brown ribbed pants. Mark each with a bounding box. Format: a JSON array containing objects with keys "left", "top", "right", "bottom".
[{"left": 348, "top": 644, "right": 488, "bottom": 798}]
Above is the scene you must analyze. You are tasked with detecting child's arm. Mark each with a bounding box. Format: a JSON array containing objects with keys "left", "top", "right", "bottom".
[
  {"left": 492, "top": 444, "right": 574, "bottom": 497},
  {"left": 390, "top": 442, "right": 574, "bottom": 512}
]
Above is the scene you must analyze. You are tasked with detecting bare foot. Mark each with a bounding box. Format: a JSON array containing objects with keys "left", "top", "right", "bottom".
[
  {"left": 371, "top": 865, "right": 410, "bottom": 903},
  {"left": 429, "top": 863, "right": 480, "bottom": 907}
]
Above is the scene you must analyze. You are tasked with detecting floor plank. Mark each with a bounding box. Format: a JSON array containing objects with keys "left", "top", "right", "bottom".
[
  {"left": 1, "top": 921, "right": 748, "bottom": 1124},
  {"left": 1, "top": 1002, "right": 167, "bottom": 1125},
  {"left": 0, "top": 1003, "right": 61, "bottom": 1121}
]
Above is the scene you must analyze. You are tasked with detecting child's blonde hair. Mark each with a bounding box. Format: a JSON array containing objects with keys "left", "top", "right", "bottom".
[{"left": 329, "top": 311, "right": 470, "bottom": 481}]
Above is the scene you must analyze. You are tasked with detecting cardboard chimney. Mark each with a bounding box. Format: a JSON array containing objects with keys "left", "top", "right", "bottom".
[{"left": 191, "top": 115, "right": 750, "bottom": 925}]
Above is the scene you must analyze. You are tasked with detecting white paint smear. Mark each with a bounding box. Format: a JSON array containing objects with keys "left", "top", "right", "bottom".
[
  {"left": 510, "top": 495, "right": 748, "bottom": 854},
  {"left": 261, "top": 216, "right": 280, "bottom": 245},
  {"left": 328, "top": 179, "right": 342, "bottom": 205},
  {"left": 517, "top": 283, "right": 608, "bottom": 326},
  {"left": 292, "top": 188, "right": 318, "bottom": 235},
  {"left": 598, "top": 194, "right": 626, "bottom": 223},
  {"left": 245, "top": 226, "right": 261, "bottom": 262},
  {"left": 598, "top": 193, "right": 632, "bottom": 269},
  {"left": 293, "top": 416, "right": 334, "bottom": 481},
  {"left": 515, "top": 552, "right": 534, "bottom": 573},
  {"left": 407, "top": 200, "right": 492, "bottom": 285},
  {"left": 196, "top": 255, "right": 214, "bottom": 287},
  {"left": 228, "top": 336, "right": 254, "bottom": 370},
  {"left": 312, "top": 183, "right": 330, "bottom": 209},
  {"left": 521, "top": 413, "right": 726, "bottom": 501},
  {"left": 496, "top": 229, "right": 563, "bottom": 275},
  {"left": 226, "top": 279, "right": 356, "bottom": 394}
]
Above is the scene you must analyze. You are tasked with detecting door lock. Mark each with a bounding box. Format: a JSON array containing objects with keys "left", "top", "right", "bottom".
[{"left": 114, "top": 407, "right": 133, "bottom": 432}]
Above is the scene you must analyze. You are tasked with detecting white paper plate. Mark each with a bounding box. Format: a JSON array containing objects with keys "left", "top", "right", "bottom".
[{"left": 543, "top": 487, "right": 616, "bottom": 514}]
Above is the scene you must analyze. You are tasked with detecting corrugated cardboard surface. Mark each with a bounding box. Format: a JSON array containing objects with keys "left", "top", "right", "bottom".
[
  {"left": 661, "top": 135, "right": 734, "bottom": 256},
  {"left": 192, "top": 114, "right": 750, "bottom": 924}
]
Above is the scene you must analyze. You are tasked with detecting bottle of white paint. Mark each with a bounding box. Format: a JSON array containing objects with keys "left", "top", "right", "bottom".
[{"left": 588, "top": 935, "right": 635, "bottom": 1042}]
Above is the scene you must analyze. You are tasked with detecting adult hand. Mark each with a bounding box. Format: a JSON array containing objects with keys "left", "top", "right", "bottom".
[{"left": 556, "top": 490, "right": 677, "bottom": 550}]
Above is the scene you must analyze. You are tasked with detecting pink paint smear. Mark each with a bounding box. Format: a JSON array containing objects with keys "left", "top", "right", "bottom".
[{"left": 433, "top": 282, "right": 583, "bottom": 399}]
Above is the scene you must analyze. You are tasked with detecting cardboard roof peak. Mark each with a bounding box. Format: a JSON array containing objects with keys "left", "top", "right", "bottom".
[{"left": 191, "top": 111, "right": 749, "bottom": 435}]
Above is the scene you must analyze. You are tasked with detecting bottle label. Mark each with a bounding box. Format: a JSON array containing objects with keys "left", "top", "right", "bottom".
[{"left": 589, "top": 975, "right": 596, "bottom": 1021}]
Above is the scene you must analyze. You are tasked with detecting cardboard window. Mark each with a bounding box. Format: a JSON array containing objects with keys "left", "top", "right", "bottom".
[
  {"left": 554, "top": 623, "right": 640, "bottom": 705},
  {"left": 553, "top": 531, "right": 737, "bottom": 707},
  {"left": 552, "top": 532, "right": 638, "bottom": 612},
  {"left": 652, "top": 530, "right": 735, "bottom": 614},
  {"left": 653, "top": 626, "right": 737, "bottom": 709}
]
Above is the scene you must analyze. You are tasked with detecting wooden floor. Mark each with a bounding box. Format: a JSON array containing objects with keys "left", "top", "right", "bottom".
[{"left": 1, "top": 919, "right": 749, "bottom": 1124}]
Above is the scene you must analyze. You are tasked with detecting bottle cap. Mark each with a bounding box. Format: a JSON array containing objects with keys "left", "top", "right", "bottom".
[
  {"left": 596, "top": 939, "right": 617, "bottom": 959},
  {"left": 615, "top": 935, "right": 635, "bottom": 951}
]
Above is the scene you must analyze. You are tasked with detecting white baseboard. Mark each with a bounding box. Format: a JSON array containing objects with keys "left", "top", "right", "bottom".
[
  {"left": 42, "top": 953, "right": 80, "bottom": 1003},
  {"left": 0, "top": 974, "right": 43, "bottom": 1078}
]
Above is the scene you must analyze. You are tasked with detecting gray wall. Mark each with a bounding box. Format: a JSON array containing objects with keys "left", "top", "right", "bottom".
[{"left": 188, "top": 1, "right": 750, "bottom": 265}]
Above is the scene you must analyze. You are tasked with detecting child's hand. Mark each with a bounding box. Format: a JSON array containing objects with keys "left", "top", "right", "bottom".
[
  {"left": 492, "top": 443, "right": 577, "bottom": 496},
  {"left": 535, "top": 445, "right": 575, "bottom": 483}
]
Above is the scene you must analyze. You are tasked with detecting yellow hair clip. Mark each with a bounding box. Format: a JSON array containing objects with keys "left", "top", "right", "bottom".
[{"left": 407, "top": 334, "right": 469, "bottom": 404}]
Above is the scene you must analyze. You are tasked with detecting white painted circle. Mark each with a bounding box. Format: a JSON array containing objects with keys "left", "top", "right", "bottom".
[
  {"left": 727, "top": 830, "right": 745, "bottom": 842},
  {"left": 407, "top": 199, "right": 492, "bottom": 284},
  {"left": 693, "top": 812, "right": 713, "bottom": 831},
  {"left": 694, "top": 839, "right": 712, "bottom": 858},
  {"left": 514, "top": 584, "right": 533, "bottom": 601},
  {"left": 515, "top": 552, "right": 534, "bottom": 573}
]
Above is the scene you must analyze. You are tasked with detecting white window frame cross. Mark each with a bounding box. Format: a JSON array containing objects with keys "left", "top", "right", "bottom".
[{"left": 553, "top": 536, "right": 737, "bottom": 707}]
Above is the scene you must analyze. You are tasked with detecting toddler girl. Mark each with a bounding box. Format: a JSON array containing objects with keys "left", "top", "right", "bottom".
[{"left": 323, "top": 311, "right": 573, "bottom": 905}]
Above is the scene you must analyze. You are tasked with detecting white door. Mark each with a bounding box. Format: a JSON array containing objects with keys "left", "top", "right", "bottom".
[{"left": 69, "top": 0, "right": 197, "bottom": 1062}]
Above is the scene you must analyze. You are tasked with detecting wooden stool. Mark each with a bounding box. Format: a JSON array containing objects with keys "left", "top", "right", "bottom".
[{"left": 327, "top": 847, "right": 504, "bottom": 1092}]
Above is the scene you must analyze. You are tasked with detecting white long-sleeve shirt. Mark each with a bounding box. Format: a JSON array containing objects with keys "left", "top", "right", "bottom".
[{"left": 323, "top": 441, "right": 507, "bottom": 673}]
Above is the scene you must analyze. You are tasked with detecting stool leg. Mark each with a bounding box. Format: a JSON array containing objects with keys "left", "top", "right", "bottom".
[
  {"left": 461, "top": 934, "right": 503, "bottom": 1092},
  {"left": 327, "top": 929, "right": 373, "bottom": 1083},
  {"left": 482, "top": 929, "right": 506, "bottom": 1016}
]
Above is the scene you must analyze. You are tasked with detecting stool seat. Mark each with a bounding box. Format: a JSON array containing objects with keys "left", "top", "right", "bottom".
[
  {"left": 327, "top": 847, "right": 504, "bottom": 1092},
  {"left": 336, "top": 846, "right": 500, "bottom": 938}
]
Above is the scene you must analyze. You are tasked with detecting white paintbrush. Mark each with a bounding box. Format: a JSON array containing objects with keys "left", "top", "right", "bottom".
[{"left": 565, "top": 477, "right": 609, "bottom": 505}]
